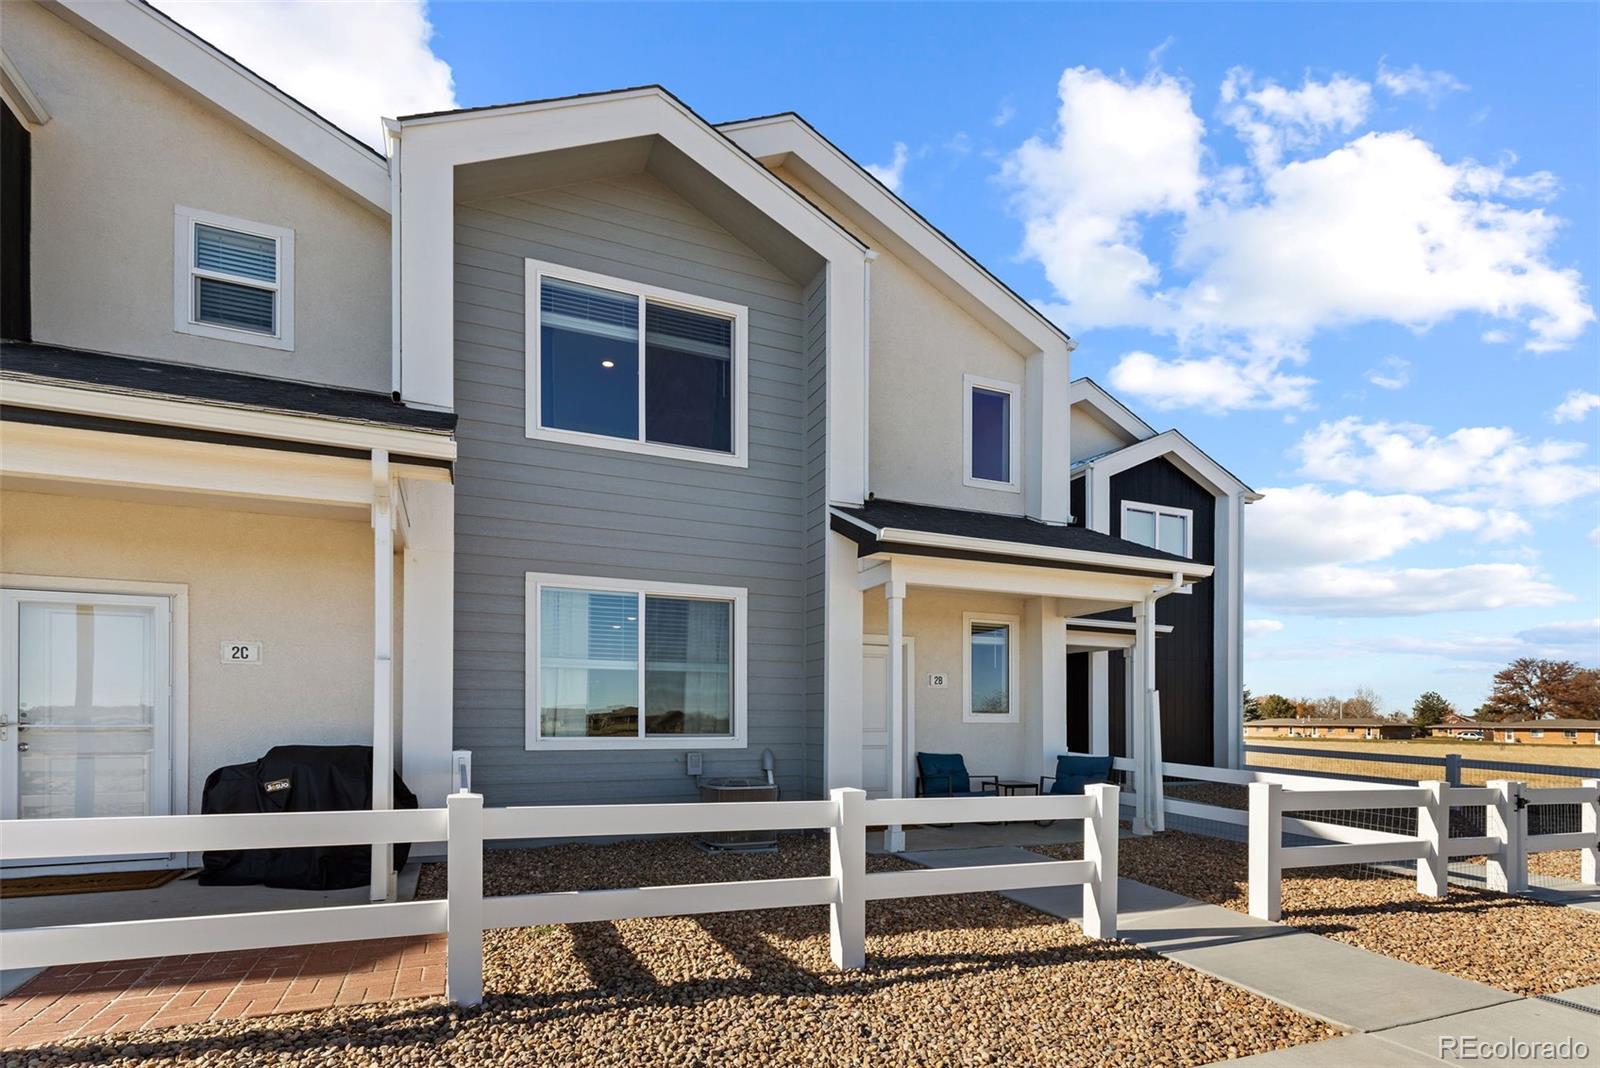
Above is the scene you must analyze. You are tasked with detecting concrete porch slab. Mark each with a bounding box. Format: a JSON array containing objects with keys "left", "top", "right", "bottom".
[
  {"left": 1377, "top": 998, "right": 1600, "bottom": 1066},
  {"left": 1216, "top": 1033, "right": 1447, "bottom": 1066}
]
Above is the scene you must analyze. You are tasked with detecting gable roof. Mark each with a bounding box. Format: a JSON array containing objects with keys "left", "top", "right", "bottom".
[
  {"left": 1069, "top": 377, "right": 1157, "bottom": 442},
  {"left": 45, "top": 0, "right": 389, "bottom": 212},
  {"left": 718, "top": 112, "right": 1071, "bottom": 358}
]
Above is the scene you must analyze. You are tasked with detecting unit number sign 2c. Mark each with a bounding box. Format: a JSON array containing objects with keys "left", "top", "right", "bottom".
[{"left": 222, "top": 641, "right": 263, "bottom": 664}]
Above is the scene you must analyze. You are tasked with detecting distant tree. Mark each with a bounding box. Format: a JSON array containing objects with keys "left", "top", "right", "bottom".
[
  {"left": 1341, "top": 685, "right": 1383, "bottom": 719},
  {"left": 1479, "top": 658, "right": 1600, "bottom": 721},
  {"left": 1243, "top": 689, "right": 1262, "bottom": 722},
  {"left": 1309, "top": 695, "right": 1342, "bottom": 718},
  {"left": 1411, "top": 691, "right": 1455, "bottom": 728},
  {"left": 1257, "top": 693, "right": 1296, "bottom": 720}
]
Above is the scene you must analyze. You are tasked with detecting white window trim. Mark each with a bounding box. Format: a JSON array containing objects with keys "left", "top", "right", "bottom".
[
  {"left": 962, "top": 611, "right": 1020, "bottom": 724},
  {"left": 524, "top": 572, "right": 748, "bottom": 751},
  {"left": 172, "top": 206, "right": 294, "bottom": 351},
  {"left": 962, "top": 373, "right": 1022, "bottom": 492},
  {"left": 1121, "top": 499, "right": 1196, "bottom": 595},
  {"left": 524, "top": 260, "right": 750, "bottom": 468}
]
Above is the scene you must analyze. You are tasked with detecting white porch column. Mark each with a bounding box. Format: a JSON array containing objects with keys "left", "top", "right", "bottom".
[
  {"left": 884, "top": 576, "right": 906, "bottom": 853},
  {"left": 826, "top": 532, "right": 865, "bottom": 791},
  {"left": 401, "top": 479, "right": 455, "bottom": 815},
  {"left": 1025, "top": 597, "right": 1067, "bottom": 780},
  {"left": 1089, "top": 651, "right": 1110, "bottom": 755},
  {"left": 1132, "top": 596, "right": 1162, "bottom": 834},
  {"left": 370, "top": 451, "right": 396, "bottom": 901}
]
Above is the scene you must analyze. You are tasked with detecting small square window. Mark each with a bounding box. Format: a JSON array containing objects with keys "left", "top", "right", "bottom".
[
  {"left": 1121, "top": 501, "right": 1193, "bottom": 560},
  {"left": 174, "top": 207, "right": 293, "bottom": 351},
  {"left": 964, "top": 375, "right": 1021, "bottom": 491}
]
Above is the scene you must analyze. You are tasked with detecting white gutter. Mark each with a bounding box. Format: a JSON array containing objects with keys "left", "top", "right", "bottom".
[{"left": 837, "top": 516, "right": 1214, "bottom": 580}]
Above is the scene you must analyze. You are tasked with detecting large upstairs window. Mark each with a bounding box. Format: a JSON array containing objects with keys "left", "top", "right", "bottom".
[
  {"left": 964, "top": 374, "right": 1020, "bottom": 491},
  {"left": 527, "top": 261, "right": 748, "bottom": 467},
  {"left": 1121, "top": 501, "right": 1193, "bottom": 558}
]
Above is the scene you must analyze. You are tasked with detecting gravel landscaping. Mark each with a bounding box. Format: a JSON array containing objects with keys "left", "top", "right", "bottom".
[
  {"left": 10, "top": 836, "right": 1338, "bottom": 1066},
  {"left": 1036, "top": 832, "right": 1600, "bottom": 997}
]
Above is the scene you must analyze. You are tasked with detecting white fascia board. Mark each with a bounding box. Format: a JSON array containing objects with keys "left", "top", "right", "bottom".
[
  {"left": 833, "top": 512, "right": 1213, "bottom": 580},
  {"left": 0, "top": 48, "right": 50, "bottom": 125},
  {"left": 1088, "top": 429, "right": 1254, "bottom": 499},
  {"left": 45, "top": 0, "right": 389, "bottom": 213},
  {"left": 1067, "top": 377, "right": 1157, "bottom": 442},
  {"left": 720, "top": 114, "right": 1073, "bottom": 361},
  {"left": 1, "top": 378, "right": 456, "bottom": 461}
]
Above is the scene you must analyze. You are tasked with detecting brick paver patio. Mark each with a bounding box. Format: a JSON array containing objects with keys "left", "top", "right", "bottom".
[{"left": 0, "top": 934, "right": 445, "bottom": 1048}]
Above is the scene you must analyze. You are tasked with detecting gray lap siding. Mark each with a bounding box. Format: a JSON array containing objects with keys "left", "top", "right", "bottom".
[{"left": 452, "top": 173, "right": 818, "bottom": 806}]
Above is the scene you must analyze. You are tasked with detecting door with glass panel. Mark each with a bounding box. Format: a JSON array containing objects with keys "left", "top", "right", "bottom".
[{"left": 1, "top": 590, "right": 173, "bottom": 867}]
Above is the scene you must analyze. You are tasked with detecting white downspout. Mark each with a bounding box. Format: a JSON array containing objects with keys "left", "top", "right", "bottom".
[
  {"left": 862, "top": 250, "right": 877, "bottom": 499},
  {"left": 1134, "top": 571, "right": 1186, "bottom": 834},
  {"left": 384, "top": 118, "right": 403, "bottom": 398}
]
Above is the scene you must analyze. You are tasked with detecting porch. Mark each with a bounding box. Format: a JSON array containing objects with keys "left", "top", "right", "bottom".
[
  {"left": 0, "top": 344, "right": 457, "bottom": 902},
  {"left": 831, "top": 499, "right": 1215, "bottom": 849}
]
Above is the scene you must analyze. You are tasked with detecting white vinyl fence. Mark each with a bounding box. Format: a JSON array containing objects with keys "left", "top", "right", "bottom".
[
  {"left": 0, "top": 784, "right": 1119, "bottom": 1008},
  {"left": 1246, "top": 778, "right": 1600, "bottom": 920}
]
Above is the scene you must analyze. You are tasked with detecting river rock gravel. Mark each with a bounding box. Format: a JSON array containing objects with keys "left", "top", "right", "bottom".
[{"left": 8, "top": 837, "right": 1337, "bottom": 1067}]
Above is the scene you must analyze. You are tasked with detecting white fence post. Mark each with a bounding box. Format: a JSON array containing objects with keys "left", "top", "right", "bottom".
[
  {"left": 1248, "top": 781, "right": 1282, "bottom": 921},
  {"left": 1485, "top": 780, "right": 1527, "bottom": 894},
  {"left": 1582, "top": 779, "right": 1598, "bottom": 887},
  {"left": 829, "top": 787, "right": 865, "bottom": 970},
  {"left": 446, "top": 791, "right": 484, "bottom": 1007},
  {"left": 1082, "top": 783, "right": 1118, "bottom": 939},
  {"left": 1416, "top": 780, "right": 1448, "bottom": 898}
]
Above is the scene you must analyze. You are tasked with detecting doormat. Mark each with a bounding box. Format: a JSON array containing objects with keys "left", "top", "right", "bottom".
[{"left": 0, "top": 869, "right": 185, "bottom": 899}]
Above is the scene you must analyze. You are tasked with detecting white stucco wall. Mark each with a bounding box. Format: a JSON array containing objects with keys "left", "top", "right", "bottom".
[
  {"left": 1070, "top": 404, "right": 1136, "bottom": 463},
  {"left": 0, "top": 490, "right": 393, "bottom": 812},
  {"left": 770, "top": 166, "right": 1032, "bottom": 515},
  {"left": 863, "top": 587, "right": 1045, "bottom": 784},
  {"left": 4, "top": 2, "right": 391, "bottom": 391}
]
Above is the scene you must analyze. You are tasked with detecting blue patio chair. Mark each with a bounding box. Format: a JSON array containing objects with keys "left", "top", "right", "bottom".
[
  {"left": 913, "top": 752, "right": 998, "bottom": 798},
  {"left": 1036, "top": 754, "right": 1114, "bottom": 827}
]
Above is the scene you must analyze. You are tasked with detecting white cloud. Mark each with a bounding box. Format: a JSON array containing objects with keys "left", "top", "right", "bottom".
[
  {"left": 865, "top": 142, "right": 911, "bottom": 193},
  {"left": 1591, "top": 526, "right": 1600, "bottom": 548},
  {"left": 992, "top": 101, "right": 1016, "bottom": 128},
  {"left": 1005, "top": 63, "right": 1595, "bottom": 412},
  {"left": 1376, "top": 61, "right": 1468, "bottom": 102},
  {"left": 1245, "top": 619, "right": 1284, "bottom": 637},
  {"left": 1247, "top": 562, "right": 1571, "bottom": 616},
  {"left": 1365, "top": 356, "right": 1411, "bottom": 390},
  {"left": 1552, "top": 390, "right": 1600, "bottom": 424},
  {"left": 1481, "top": 329, "right": 1513, "bottom": 344},
  {"left": 1107, "top": 349, "right": 1315, "bottom": 411},
  {"left": 151, "top": 1, "right": 456, "bottom": 148},
  {"left": 1246, "top": 484, "right": 1517, "bottom": 570},
  {"left": 1221, "top": 68, "right": 1372, "bottom": 171},
  {"left": 1296, "top": 417, "right": 1600, "bottom": 508},
  {"left": 1334, "top": 619, "right": 1599, "bottom": 665}
]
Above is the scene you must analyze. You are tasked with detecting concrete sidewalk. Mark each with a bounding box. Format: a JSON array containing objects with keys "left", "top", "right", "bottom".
[{"left": 902, "top": 846, "right": 1600, "bottom": 1066}]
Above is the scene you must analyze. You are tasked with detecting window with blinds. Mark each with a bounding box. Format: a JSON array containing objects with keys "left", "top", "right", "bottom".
[
  {"left": 174, "top": 208, "right": 293, "bottom": 350},
  {"left": 530, "top": 262, "right": 745, "bottom": 464}
]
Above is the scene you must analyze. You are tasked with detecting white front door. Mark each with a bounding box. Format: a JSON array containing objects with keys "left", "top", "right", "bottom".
[
  {"left": 861, "top": 637, "right": 913, "bottom": 799},
  {"left": 1, "top": 590, "right": 174, "bottom": 868}
]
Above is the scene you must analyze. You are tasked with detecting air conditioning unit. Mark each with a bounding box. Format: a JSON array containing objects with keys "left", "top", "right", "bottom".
[{"left": 697, "top": 778, "right": 779, "bottom": 852}]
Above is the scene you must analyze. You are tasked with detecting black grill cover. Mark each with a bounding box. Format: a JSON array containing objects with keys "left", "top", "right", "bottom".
[{"left": 198, "top": 745, "right": 417, "bottom": 890}]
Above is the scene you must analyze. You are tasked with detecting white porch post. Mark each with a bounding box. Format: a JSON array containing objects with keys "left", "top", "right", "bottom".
[
  {"left": 370, "top": 450, "right": 396, "bottom": 901},
  {"left": 1025, "top": 597, "right": 1067, "bottom": 780},
  {"left": 401, "top": 479, "right": 455, "bottom": 814},
  {"left": 1130, "top": 597, "right": 1161, "bottom": 835},
  {"left": 884, "top": 577, "right": 906, "bottom": 853},
  {"left": 1125, "top": 629, "right": 1146, "bottom": 835}
]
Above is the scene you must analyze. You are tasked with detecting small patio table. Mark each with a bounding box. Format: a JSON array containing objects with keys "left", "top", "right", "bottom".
[{"left": 994, "top": 780, "right": 1043, "bottom": 826}]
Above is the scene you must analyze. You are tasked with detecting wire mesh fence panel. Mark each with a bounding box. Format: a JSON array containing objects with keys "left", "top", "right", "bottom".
[{"left": 1161, "top": 776, "right": 1249, "bottom": 842}]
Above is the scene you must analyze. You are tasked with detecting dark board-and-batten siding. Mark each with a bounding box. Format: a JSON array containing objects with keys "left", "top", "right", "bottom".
[
  {"left": 452, "top": 173, "right": 822, "bottom": 806},
  {"left": 1101, "top": 456, "right": 1217, "bottom": 766}
]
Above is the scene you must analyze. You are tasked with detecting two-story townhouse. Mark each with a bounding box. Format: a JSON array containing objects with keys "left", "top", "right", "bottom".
[
  {"left": 0, "top": 0, "right": 455, "bottom": 893},
  {"left": 1, "top": 0, "right": 1258, "bottom": 875}
]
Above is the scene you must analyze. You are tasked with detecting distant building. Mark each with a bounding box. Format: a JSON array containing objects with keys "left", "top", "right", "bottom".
[
  {"left": 1427, "top": 712, "right": 1485, "bottom": 739},
  {"left": 1244, "top": 718, "right": 1418, "bottom": 741},
  {"left": 1483, "top": 720, "right": 1600, "bottom": 746}
]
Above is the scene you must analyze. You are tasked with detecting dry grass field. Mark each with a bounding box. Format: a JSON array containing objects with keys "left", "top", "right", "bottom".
[{"left": 1246, "top": 736, "right": 1599, "bottom": 786}]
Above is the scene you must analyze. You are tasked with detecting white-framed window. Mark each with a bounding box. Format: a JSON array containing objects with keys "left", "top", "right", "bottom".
[
  {"left": 963, "top": 373, "right": 1021, "bottom": 492},
  {"left": 524, "top": 572, "right": 747, "bottom": 750},
  {"left": 1530, "top": 728, "right": 1545, "bottom": 738},
  {"left": 963, "top": 612, "right": 1019, "bottom": 723},
  {"left": 525, "top": 260, "right": 749, "bottom": 467},
  {"left": 1121, "top": 501, "right": 1194, "bottom": 558},
  {"left": 173, "top": 206, "right": 293, "bottom": 350}
]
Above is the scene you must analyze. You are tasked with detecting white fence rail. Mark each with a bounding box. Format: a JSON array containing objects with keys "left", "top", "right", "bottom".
[
  {"left": 1247, "top": 778, "right": 1600, "bottom": 920},
  {"left": 0, "top": 784, "right": 1119, "bottom": 1008}
]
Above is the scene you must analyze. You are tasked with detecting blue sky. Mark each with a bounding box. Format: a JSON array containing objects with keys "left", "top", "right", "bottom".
[{"left": 160, "top": 1, "right": 1600, "bottom": 715}]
